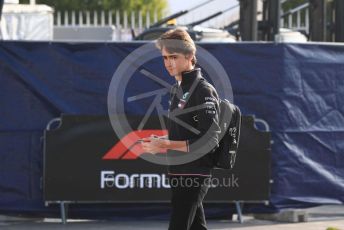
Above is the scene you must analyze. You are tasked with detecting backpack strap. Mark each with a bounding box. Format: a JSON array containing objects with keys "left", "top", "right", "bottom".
[{"left": 228, "top": 104, "right": 241, "bottom": 169}]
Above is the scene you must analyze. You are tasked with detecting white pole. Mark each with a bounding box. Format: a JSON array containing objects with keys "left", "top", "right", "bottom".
[
  {"left": 86, "top": 11, "right": 91, "bottom": 26},
  {"left": 108, "top": 10, "right": 113, "bottom": 26},
  {"left": 79, "top": 11, "right": 83, "bottom": 26},
  {"left": 57, "top": 11, "right": 61, "bottom": 26},
  {"left": 116, "top": 10, "right": 120, "bottom": 28},
  {"left": 131, "top": 11, "right": 135, "bottom": 29},
  {"left": 146, "top": 11, "right": 150, "bottom": 28},
  {"left": 64, "top": 11, "right": 69, "bottom": 26},
  {"left": 305, "top": 9, "right": 309, "bottom": 34},
  {"left": 139, "top": 11, "right": 142, "bottom": 30},
  {"left": 297, "top": 10, "right": 301, "bottom": 30},
  {"left": 101, "top": 10, "right": 105, "bottom": 26},
  {"left": 124, "top": 11, "right": 128, "bottom": 29},
  {"left": 288, "top": 14, "right": 292, "bottom": 29},
  {"left": 94, "top": 11, "right": 98, "bottom": 26},
  {"left": 71, "top": 11, "right": 76, "bottom": 26}
]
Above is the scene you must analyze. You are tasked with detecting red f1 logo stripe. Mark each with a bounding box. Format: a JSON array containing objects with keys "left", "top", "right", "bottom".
[{"left": 102, "top": 130, "right": 168, "bottom": 160}]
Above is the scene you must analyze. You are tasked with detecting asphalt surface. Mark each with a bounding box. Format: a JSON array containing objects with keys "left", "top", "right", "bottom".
[{"left": 1, "top": 205, "right": 343, "bottom": 230}]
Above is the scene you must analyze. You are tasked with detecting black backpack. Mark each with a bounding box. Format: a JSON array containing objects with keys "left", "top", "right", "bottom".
[{"left": 212, "top": 99, "right": 241, "bottom": 170}]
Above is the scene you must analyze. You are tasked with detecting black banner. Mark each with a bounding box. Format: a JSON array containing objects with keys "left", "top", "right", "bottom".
[{"left": 44, "top": 115, "right": 270, "bottom": 203}]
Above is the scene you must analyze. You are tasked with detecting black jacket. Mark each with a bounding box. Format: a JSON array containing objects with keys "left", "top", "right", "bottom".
[{"left": 167, "top": 68, "right": 221, "bottom": 176}]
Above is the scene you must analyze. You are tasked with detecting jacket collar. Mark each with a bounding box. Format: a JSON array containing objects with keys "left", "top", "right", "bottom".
[{"left": 180, "top": 68, "right": 202, "bottom": 87}]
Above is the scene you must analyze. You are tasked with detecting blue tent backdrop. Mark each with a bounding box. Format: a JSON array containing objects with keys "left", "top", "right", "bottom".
[{"left": 0, "top": 41, "right": 343, "bottom": 218}]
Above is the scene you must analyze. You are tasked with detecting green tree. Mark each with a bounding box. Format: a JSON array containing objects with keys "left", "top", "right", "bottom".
[
  {"left": 20, "top": 0, "right": 168, "bottom": 24},
  {"left": 282, "top": 0, "right": 307, "bottom": 12}
]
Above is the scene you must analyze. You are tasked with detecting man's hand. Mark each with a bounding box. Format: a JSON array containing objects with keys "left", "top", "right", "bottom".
[{"left": 141, "top": 135, "right": 169, "bottom": 154}]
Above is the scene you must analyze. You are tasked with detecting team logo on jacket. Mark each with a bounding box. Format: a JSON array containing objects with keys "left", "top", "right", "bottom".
[
  {"left": 182, "top": 92, "right": 190, "bottom": 100},
  {"left": 178, "top": 92, "right": 189, "bottom": 109}
]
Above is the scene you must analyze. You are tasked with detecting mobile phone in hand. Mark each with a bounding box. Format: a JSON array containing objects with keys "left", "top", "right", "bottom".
[{"left": 137, "top": 139, "right": 150, "bottom": 143}]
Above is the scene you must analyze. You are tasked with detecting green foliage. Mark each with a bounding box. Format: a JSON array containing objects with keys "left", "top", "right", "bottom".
[
  {"left": 282, "top": 0, "right": 307, "bottom": 12},
  {"left": 20, "top": 0, "right": 168, "bottom": 22}
]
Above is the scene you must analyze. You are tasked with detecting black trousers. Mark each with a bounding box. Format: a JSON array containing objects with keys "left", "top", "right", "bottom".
[{"left": 168, "top": 176, "right": 210, "bottom": 230}]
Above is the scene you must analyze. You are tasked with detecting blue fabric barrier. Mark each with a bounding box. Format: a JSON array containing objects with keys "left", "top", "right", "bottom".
[{"left": 0, "top": 41, "right": 343, "bottom": 217}]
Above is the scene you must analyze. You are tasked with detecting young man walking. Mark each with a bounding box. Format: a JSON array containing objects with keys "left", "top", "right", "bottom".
[{"left": 141, "top": 28, "right": 221, "bottom": 230}]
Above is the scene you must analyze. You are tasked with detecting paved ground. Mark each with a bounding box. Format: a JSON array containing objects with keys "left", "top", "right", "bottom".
[{"left": 1, "top": 205, "right": 343, "bottom": 230}]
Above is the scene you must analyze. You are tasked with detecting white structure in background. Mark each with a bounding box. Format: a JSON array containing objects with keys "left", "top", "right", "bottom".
[
  {"left": 53, "top": 10, "right": 119, "bottom": 42},
  {"left": 54, "top": 26, "right": 117, "bottom": 42},
  {"left": 275, "top": 28, "right": 308, "bottom": 43},
  {"left": 0, "top": 1, "right": 53, "bottom": 40},
  {"left": 0, "top": 0, "right": 308, "bottom": 42},
  {"left": 281, "top": 2, "right": 309, "bottom": 33},
  {"left": 4, "top": 0, "right": 19, "bottom": 4},
  {"left": 258, "top": 0, "right": 308, "bottom": 43},
  {"left": 53, "top": 10, "right": 158, "bottom": 41}
]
